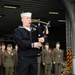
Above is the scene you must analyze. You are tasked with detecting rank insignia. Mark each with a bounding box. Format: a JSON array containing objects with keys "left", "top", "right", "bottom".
[{"left": 58, "top": 55, "right": 60, "bottom": 57}]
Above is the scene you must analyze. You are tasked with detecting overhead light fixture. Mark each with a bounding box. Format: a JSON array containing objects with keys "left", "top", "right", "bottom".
[
  {"left": 49, "top": 12, "right": 59, "bottom": 15},
  {"left": 3, "top": 4, "right": 19, "bottom": 9},
  {"left": 58, "top": 20, "right": 66, "bottom": 22},
  {"left": 0, "top": 14, "right": 4, "bottom": 18},
  {"left": 0, "top": 15, "right": 2, "bottom": 17},
  {"left": 4, "top": 5, "right": 17, "bottom": 9}
]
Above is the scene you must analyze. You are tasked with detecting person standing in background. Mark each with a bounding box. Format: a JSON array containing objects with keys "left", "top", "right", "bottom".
[
  {"left": 3, "top": 44, "right": 15, "bottom": 75},
  {"left": 53, "top": 42, "right": 63, "bottom": 75},
  {"left": 13, "top": 44, "right": 18, "bottom": 75},
  {"left": 42, "top": 43, "right": 53, "bottom": 75},
  {"left": 0, "top": 43, "right": 6, "bottom": 75}
]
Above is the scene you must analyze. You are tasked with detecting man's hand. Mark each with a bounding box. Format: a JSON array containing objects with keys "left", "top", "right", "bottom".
[
  {"left": 53, "top": 62, "right": 55, "bottom": 64},
  {"left": 34, "top": 42, "right": 42, "bottom": 49},
  {"left": 38, "top": 37, "right": 44, "bottom": 43}
]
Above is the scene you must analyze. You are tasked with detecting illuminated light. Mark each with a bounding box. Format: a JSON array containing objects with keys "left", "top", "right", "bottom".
[
  {"left": 4, "top": 5, "right": 17, "bottom": 9},
  {"left": 58, "top": 20, "right": 66, "bottom": 22},
  {"left": 49, "top": 12, "right": 59, "bottom": 14},
  {"left": 0, "top": 15, "right": 2, "bottom": 17}
]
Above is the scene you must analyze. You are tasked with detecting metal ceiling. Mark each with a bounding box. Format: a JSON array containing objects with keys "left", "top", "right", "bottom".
[{"left": 0, "top": 0, "right": 66, "bottom": 34}]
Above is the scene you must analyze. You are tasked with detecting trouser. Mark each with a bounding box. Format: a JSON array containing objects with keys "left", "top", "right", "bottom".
[
  {"left": 1, "top": 66, "right": 5, "bottom": 75},
  {"left": 45, "top": 64, "right": 51, "bottom": 75},
  {"left": 0, "top": 66, "right": 1, "bottom": 75},
  {"left": 14, "top": 66, "right": 18, "bottom": 75},
  {"left": 18, "top": 56, "right": 38, "bottom": 75},
  {"left": 38, "top": 63, "right": 41, "bottom": 75},
  {"left": 5, "top": 67, "right": 13, "bottom": 75},
  {"left": 55, "top": 63, "right": 62, "bottom": 75}
]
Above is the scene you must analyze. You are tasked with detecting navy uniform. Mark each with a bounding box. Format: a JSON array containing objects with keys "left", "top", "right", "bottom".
[
  {"left": 14, "top": 12, "right": 45, "bottom": 75},
  {"left": 53, "top": 42, "right": 63, "bottom": 75}
]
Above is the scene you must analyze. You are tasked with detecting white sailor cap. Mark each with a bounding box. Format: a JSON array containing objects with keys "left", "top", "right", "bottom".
[{"left": 20, "top": 12, "right": 32, "bottom": 18}]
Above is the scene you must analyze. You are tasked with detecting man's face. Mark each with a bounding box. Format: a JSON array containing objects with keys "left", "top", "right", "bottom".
[
  {"left": 15, "top": 45, "right": 18, "bottom": 50},
  {"left": 56, "top": 44, "right": 60, "bottom": 48},
  {"left": 7, "top": 47, "right": 12, "bottom": 52},
  {"left": 2, "top": 45, "right": 5, "bottom": 50},
  {"left": 45, "top": 45, "right": 49, "bottom": 49},
  {"left": 21, "top": 16, "right": 32, "bottom": 27}
]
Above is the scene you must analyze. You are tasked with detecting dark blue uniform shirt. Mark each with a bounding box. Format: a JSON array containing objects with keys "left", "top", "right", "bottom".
[{"left": 14, "top": 25, "right": 43, "bottom": 58}]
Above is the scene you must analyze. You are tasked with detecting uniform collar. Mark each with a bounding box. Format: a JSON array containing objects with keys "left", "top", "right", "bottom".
[{"left": 19, "top": 26, "right": 31, "bottom": 31}]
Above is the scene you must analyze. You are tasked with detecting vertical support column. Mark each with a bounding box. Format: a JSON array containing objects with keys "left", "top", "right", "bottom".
[
  {"left": 72, "top": 3, "right": 75, "bottom": 75},
  {"left": 62, "top": 0, "right": 75, "bottom": 74},
  {"left": 66, "top": 11, "right": 71, "bottom": 50}
]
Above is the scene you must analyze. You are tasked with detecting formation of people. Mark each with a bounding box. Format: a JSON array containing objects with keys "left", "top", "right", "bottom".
[
  {"left": 0, "top": 43, "right": 18, "bottom": 75},
  {"left": 38, "top": 42, "right": 64, "bottom": 75},
  {"left": 0, "top": 41, "right": 64, "bottom": 75}
]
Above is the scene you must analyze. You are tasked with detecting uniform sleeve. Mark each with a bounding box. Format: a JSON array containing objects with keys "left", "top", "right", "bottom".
[
  {"left": 2, "top": 53, "right": 5, "bottom": 66},
  {"left": 61, "top": 50, "right": 64, "bottom": 62},
  {"left": 41, "top": 50, "right": 45, "bottom": 63},
  {"left": 14, "top": 29, "right": 33, "bottom": 50},
  {"left": 53, "top": 49, "right": 56, "bottom": 62},
  {"left": 51, "top": 50, "right": 54, "bottom": 61}
]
